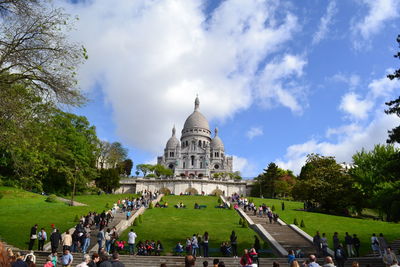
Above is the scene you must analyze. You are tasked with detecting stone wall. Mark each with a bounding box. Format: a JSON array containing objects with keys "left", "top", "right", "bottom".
[{"left": 115, "top": 177, "right": 252, "bottom": 196}]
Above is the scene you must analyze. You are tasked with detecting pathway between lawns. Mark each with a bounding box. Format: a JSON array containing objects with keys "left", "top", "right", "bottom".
[{"left": 56, "top": 196, "right": 88, "bottom": 206}]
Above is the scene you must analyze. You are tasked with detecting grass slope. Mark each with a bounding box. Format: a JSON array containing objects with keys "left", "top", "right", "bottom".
[
  {"left": 250, "top": 197, "right": 400, "bottom": 256},
  {"left": 119, "top": 195, "right": 269, "bottom": 257},
  {"left": 0, "top": 186, "right": 133, "bottom": 249}
]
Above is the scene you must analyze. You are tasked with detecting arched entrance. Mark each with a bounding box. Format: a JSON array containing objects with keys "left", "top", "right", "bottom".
[
  {"left": 185, "top": 188, "right": 199, "bottom": 195},
  {"left": 159, "top": 187, "right": 171, "bottom": 195},
  {"left": 211, "top": 188, "right": 223, "bottom": 196}
]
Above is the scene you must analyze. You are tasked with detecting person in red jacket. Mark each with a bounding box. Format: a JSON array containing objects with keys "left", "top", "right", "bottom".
[{"left": 239, "top": 249, "right": 252, "bottom": 267}]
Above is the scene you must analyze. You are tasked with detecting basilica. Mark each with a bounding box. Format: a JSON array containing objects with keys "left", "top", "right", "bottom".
[
  {"left": 157, "top": 96, "right": 233, "bottom": 179},
  {"left": 117, "top": 97, "right": 250, "bottom": 196}
]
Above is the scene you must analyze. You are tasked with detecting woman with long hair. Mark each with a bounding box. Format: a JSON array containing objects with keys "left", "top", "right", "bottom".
[
  {"left": 203, "top": 232, "right": 209, "bottom": 258},
  {"left": 230, "top": 231, "right": 238, "bottom": 258}
]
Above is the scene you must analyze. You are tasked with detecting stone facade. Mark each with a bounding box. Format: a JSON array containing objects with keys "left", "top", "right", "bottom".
[
  {"left": 116, "top": 96, "right": 249, "bottom": 196},
  {"left": 157, "top": 96, "right": 233, "bottom": 178}
]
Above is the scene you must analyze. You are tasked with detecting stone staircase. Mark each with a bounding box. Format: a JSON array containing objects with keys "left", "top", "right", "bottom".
[
  {"left": 29, "top": 252, "right": 386, "bottom": 267},
  {"left": 245, "top": 210, "right": 316, "bottom": 256}
]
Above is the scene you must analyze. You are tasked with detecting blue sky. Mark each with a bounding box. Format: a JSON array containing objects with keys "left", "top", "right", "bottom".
[{"left": 64, "top": 0, "right": 400, "bottom": 177}]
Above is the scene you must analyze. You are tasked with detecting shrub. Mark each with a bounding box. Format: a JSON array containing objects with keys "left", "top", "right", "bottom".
[
  {"left": 272, "top": 205, "right": 275, "bottom": 212},
  {"left": 239, "top": 217, "right": 243, "bottom": 225},
  {"left": 217, "top": 198, "right": 222, "bottom": 204},
  {"left": 133, "top": 218, "right": 138, "bottom": 226},
  {"left": 300, "top": 219, "right": 305, "bottom": 228},
  {"left": 149, "top": 202, "right": 153, "bottom": 209},
  {"left": 293, "top": 218, "right": 298, "bottom": 225},
  {"left": 139, "top": 214, "right": 143, "bottom": 223},
  {"left": 105, "top": 203, "right": 110, "bottom": 209},
  {"left": 229, "top": 204, "right": 233, "bottom": 210},
  {"left": 241, "top": 219, "right": 248, "bottom": 228},
  {"left": 45, "top": 194, "right": 58, "bottom": 203},
  {"left": 74, "top": 215, "right": 80, "bottom": 222}
]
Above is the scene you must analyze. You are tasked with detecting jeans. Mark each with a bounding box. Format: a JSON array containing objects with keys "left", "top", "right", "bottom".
[
  {"left": 129, "top": 243, "right": 135, "bottom": 254},
  {"left": 82, "top": 238, "right": 90, "bottom": 254},
  {"left": 98, "top": 240, "right": 103, "bottom": 253},
  {"left": 203, "top": 243, "right": 209, "bottom": 257},
  {"left": 106, "top": 240, "right": 111, "bottom": 253}
]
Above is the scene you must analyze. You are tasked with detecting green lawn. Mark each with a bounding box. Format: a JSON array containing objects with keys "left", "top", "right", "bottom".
[
  {"left": 249, "top": 197, "right": 400, "bottom": 256},
  {"left": 0, "top": 186, "right": 134, "bottom": 249},
  {"left": 119, "top": 195, "right": 270, "bottom": 257}
]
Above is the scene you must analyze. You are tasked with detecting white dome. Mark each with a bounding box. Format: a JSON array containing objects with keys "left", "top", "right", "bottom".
[
  {"left": 211, "top": 128, "right": 224, "bottom": 150},
  {"left": 183, "top": 110, "right": 210, "bottom": 131},
  {"left": 166, "top": 126, "right": 179, "bottom": 149}
]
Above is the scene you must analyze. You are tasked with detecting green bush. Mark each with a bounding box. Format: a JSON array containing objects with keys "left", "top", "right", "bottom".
[
  {"left": 239, "top": 217, "right": 243, "bottom": 225},
  {"left": 229, "top": 204, "right": 233, "bottom": 210},
  {"left": 149, "top": 202, "right": 153, "bottom": 209},
  {"left": 133, "top": 218, "right": 138, "bottom": 226},
  {"left": 45, "top": 194, "right": 58, "bottom": 203},
  {"left": 241, "top": 219, "right": 248, "bottom": 228},
  {"left": 300, "top": 219, "right": 305, "bottom": 228},
  {"left": 272, "top": 205, "right": 275, "bottom": 212},
  {"left": 139, "top": 214, "right": 143, "bottom": 223},
  {"left": 105, "top": 203, "right": 110, "bottom": 209},
  {"left": 74, "top": 215, "right": 80, "bottom": 222},
  {"left": 217, "top": 198, "right": 222, "bottom": 204},
  {"left": 293, "top": 218, "right": 298, "bottom": 225}
]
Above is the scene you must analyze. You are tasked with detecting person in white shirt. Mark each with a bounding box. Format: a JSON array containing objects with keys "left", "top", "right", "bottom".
[{"left": 128, "top": 229, "right": 137, "bottom": 255}]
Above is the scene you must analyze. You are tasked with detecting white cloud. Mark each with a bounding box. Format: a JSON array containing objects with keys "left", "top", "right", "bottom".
[
  {"left": 257, "top": 54, "right": 307, "bottom": 113},
  {"left": 63, "top": 0, "right": 304, "bottom": 153},
  {"left": 339, "top": 92, "right": 374, "bottom": 120},
  {"left": 277, "top": 71, "right": 400, "bottom": 174},
  {"left": 352, "top": 0, "right": 400, "bottom": 43},
  {"left": 246, "top": 126, "right": 263, "bottom": 140},
  {"left": 231, "top": 155, "right": 257, "bottom": 177},
  {"left": 276, "top": 112, "right": 400, "bottom": 174},
  {"left": 312, "top": 0, "right": 337, "bottom": 45},
  {"left": 331, "top": 73, "right": 360, "bottom": 90}
]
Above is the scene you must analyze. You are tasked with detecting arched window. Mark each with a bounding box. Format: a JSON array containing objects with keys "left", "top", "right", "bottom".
[
  {"left": 200, "top": 162, "right": 203, "bottom": 168},
  {"left": 198, "top": 140, "right": 202, "bottom": 147},
  {"left": 183, "top": 162, "right": 186, "bottom": 168},
  {"left": 191, "top": 156, "right": 195, "bottom": 166}
]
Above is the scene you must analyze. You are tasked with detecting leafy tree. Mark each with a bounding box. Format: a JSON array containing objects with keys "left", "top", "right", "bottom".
[
  {"left": 136, "top": 164, "right": 153, "bottom": 177},
  {"left": 96, "top": 168, "right": 121, "bottom": 193},
  {"left": 386, "top": 34, "right": 400, "bottom": 144},
  {"left": 0, "top": 0, "right": 86, "bottom": 105},
  {"left": 252, "top": 163, "right": 294, "bottom": 198},
  {"left": 108, "top": 142, "right": 128, "bottom": 167},
  {"left": 292, "top": 154, "right": 360, "bottom": 214},
  {"left": 350, "top": 144, "right": 400, "bottom": 221},
  {"left": 121, "top": 159, "right": 133, "bottom": 176}
]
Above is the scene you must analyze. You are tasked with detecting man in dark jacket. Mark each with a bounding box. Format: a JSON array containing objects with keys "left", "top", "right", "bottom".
[
  {"left": 50, "top": 228, "right": 62, "bottom": 253},
  {"left": 28, "top": 224, "right": 38, "bottom": 250},
  {"left": 110, "top": 253, "right": 124, "bottom": 267}
]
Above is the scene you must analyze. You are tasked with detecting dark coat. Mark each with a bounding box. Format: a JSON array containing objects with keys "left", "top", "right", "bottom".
[{"left": 50, "top": 231, "right": 62, "bottom": 246}]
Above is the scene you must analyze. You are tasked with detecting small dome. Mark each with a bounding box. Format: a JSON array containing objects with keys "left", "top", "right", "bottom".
[
  {"left": 166, "top": 126, "right": 179, "bottom": 149},
  {"left": 211, "top": 128, "right": 224, "bottom": 150}
]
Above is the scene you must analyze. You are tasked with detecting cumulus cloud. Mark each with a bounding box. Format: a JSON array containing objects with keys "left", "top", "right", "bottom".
[
  {"left": 277, "top": 71, "right": 400, "bottom": 174},
  {"left": 312, "top": 0, "right": 337, "bottom": 45},
  {"left": 352, "top": 0, "right": 400, "bottom": 45},
  {"left": 339, "top": 92, "right": 374, "bottom": 120},
  {"left": 231, "top": 155, "right": 257, "bottom": 178},
  {"left": 256, "top": 54, "right": 307, "bottom": 113},
  {"left": 246, "top": 126, "right": 263, "bottom": 140},
  {"left": 331, "top": 73, "right": 360, "bottom": 90},
  {"left": 63, "top": 0, "right": 304, "bottom": 153}
]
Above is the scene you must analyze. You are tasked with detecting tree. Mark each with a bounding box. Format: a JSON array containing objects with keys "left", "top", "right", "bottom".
[
  {"left": 0, "top": 0, "right": 86, "bottom": 105},
  {"left": 292, "top": 154, "right": 360, "bottom": 214},
  {"left": 107, "top": 142, "right": 128, "bottom": 167},
  {"left": 136, "top": 164, "right": 153, "bottom": 177},
  {"left": 251, "top": 163, "right": 290, "bottom": 198},
  {"left": 96, "top": 168, "right": 121, "bottom": 193},
  {"left": 350, "top": 144, "right": 400, "bottom": 221},
  {"left": 121, "top": 159, "right": 133, "bottom": 176},
  {"left": 386, "top": 34, "right": 400, "bottom": 144}
]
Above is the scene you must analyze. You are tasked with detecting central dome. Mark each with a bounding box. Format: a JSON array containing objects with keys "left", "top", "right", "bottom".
[
  {"left": 182, "top": 96, "right": 210, "bottom": 131},
  {"left": 183, "top": 111, "right": 210, "bottom": 130}
]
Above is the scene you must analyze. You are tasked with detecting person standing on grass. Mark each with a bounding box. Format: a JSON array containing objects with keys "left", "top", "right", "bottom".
[
  {"left": 203, "top": 232, "right": 209, "bottom": 258},
  {"left": 253, "top": 236, "right": 260, "bottom": 253},
  {"left": 344, "top": 232, "right": 354, "bottom": 257},
  {"left": 313, "top": 232, "right": 322, "bottom": 257},
  {"left": 28, "top": 224, "right": 38, "bottom": 251},
  {"left": 127, "top": 229, "right": 137, "bottom": 255},
  {"left": 191, "top": 234, "right": 199, "bottom": 257},
  {"left": 352, "top": 234, "right": 360, "bottom": 257},
  {"left": 333, "top": 232, "right": 340, "bottom": 251},
  {"left": 38, "top": 228, "right": 47, "bottom": 251},
  {"left": 230, "top": 231, "right": 238, "bottom": 258},
  {"left": 378, "top": 233, "right": 388, "bottom": 257}
]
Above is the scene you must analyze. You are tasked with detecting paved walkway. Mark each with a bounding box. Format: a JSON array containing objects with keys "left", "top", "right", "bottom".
[
  {"left": 56, "top": 196, "right": 87, "bottom": 206},
  {"left": 244, "top": 209, "right": 316, "bottom": 256}
]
